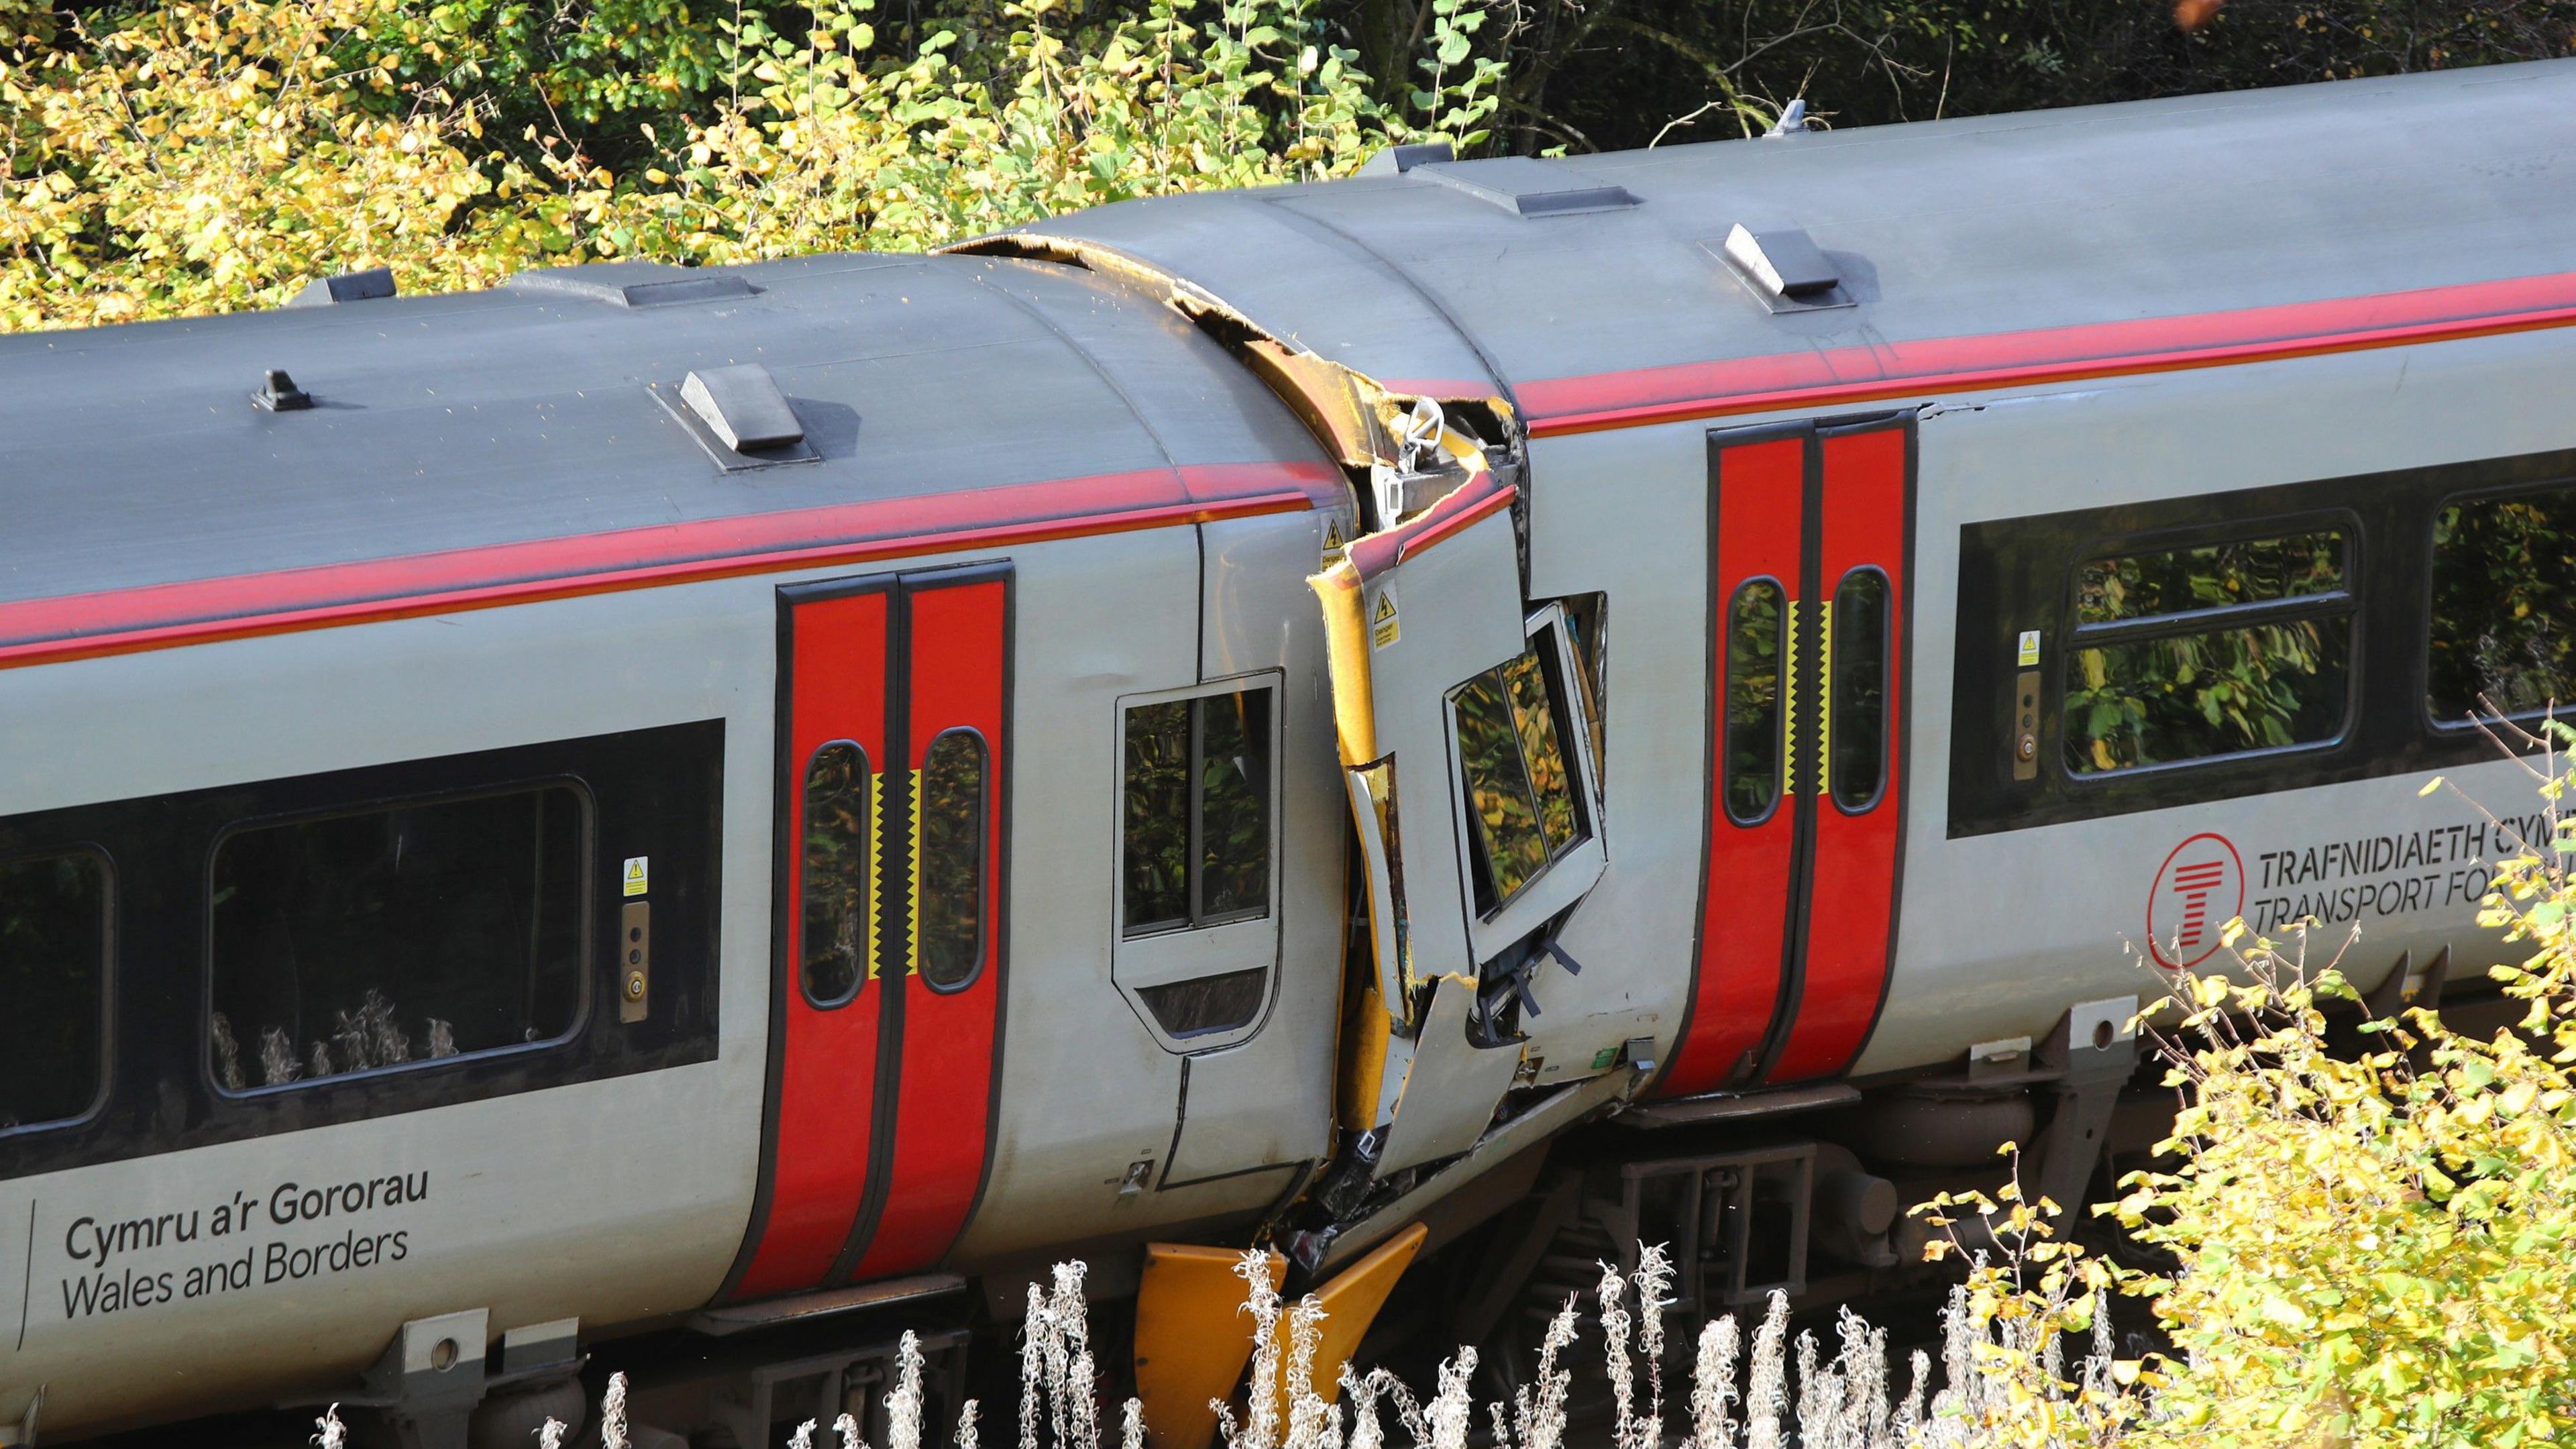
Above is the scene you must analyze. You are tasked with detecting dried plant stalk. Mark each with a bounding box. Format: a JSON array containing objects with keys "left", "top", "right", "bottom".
[
  {"left": 888, "top": 1330, "right": 926, "bottom": 1449},
  {"left": 602, "top": 1371, "right": 631, "bottom": 1449},
  {"left": 1688, "top": 1313, "right": 1740, "bottom": 1449}
]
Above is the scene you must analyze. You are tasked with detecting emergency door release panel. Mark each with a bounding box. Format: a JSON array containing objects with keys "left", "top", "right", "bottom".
[{"left": 1315, "top": 465, "right": 1609, "bottom": 1179}]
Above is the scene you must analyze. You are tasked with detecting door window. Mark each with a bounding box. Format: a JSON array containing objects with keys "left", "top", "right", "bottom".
[
  {"left": 2061, "top": 529, "right": 2354, "bottom": 774},
  {"left": 1724, "top": 579, "right": 1787, "bottom": 822},
  {"left": 1120, "top": 688, "right": 1274, "bottom": 936},
  {"left": 209, "top": 784, "right": 588, "bottom": 1089},
  {"left": 2429, "top": 487, "right": 2576, "bottom": 724},
  {"left": 917, "top": 729, "right": 987, "bottom": 990},
  {"left": 800, "top": 741, "right": 873, "bottom": 1007},
  {"left": 1829, "top": 569, "right": 1891, "bottom": 810},
  {"left": 1, "top": 849, "right": 108, "bottom": 1132}
]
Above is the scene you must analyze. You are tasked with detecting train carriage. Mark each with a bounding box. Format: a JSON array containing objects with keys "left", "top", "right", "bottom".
[{"left": 4, "top": 58, "right": 2575, "bottom": 1445}]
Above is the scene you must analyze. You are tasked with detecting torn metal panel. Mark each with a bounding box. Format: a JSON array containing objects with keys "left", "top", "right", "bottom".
[
  {"left": 1376, "top": 977, "right": 1520, "bottom": 1175},
  {"left": 946, "top": 231, "right": 1513, "bottom": 511}
]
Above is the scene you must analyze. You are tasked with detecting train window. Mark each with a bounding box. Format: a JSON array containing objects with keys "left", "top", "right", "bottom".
[
  {"left": 2428, "top": 488, "right": 2576, "bottom": 724},
  {"left": 1830, "top": 569, "right": 1890, "bottom": 810},
  {"left": 1120, "top": 689, "right": 1274, "bottom": 936},
  {"left": 1, "top": 849, "right": 108, "bottom": 1132},
  {"left": 1724, "top": 579, "right": 1786, "bottom": 822},
  {"left": 2062, "top": 529, "right": 2353, "bottom": 774},
  {"left": 1452, "top": 634, "right": 1587, "bottom": 916},
  {"left": 917, "top": 729, "right": 986, "bottom": 989},
  {"left": 207, "top": 785, "right": 587, "bottom": 1091},
  {"left": 801, "top": 741, "right": 873, "bottom": 1008}
]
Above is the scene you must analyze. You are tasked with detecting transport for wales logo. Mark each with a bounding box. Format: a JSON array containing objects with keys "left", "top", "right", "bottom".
[{"left": 2147, "top": 832, "right": 2243, "bottom": 970}]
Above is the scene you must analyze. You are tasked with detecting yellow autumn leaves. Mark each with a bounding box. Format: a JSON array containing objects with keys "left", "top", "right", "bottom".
[{"left": 0, "top": 0, "right": 1497, "bottom": 330}]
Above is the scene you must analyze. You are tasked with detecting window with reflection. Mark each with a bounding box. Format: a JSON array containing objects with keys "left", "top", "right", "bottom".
[
  {"left": 917, "top": 730, "right": 987, "bottom": 989},
  {"left": 2430, "top": 488, "right": 2576, "bottom": 723},
  {"left": 1120, "top": 689, "right": 1273, "bottom": 936},
  {"left": 801, "top": 741, "right": 873, "bottom": 1007},
  {"left": 1829, "top": 569, "right": 1890, "bottom": 810},
  {"left": 1452, "top": 633, "right": 1588, "bottom": 916},
  {"left": 209, "top": 786, "right": 587, "bottom": 1090},
  {"left": 1724, "top": 579, "right": 1786, "bottom": 821},
  {"left": 1, "top": 849, "right": 107, "bottom": 1132},
  {"left": 2062, "top": 529, "right": 2353, "bottom": 773}
]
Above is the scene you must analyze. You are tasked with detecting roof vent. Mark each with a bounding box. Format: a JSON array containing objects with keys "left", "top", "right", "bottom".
[
  {"left": 510, "top": 262, "right": 756, "bottom": 309},
  {"left": 651, "top": 364, "right": 818, "bottom": 471},
  {"left": 1764, "top": 99, "right": 1813, "bottom": 137},
  {"left": 252, "top": 368, "right": 313, "bottom": 412},
  {"left": 1713, "top": 223, "right": 1853, "bottom": 312},
  {"left": 1358, "top": 140, "right": 1454, "bottom": 176},
  {"left": 1414, "top": 156, "right": 1640, "bottom": 217},
  {"left": 288, "top": 266, "right": 396, "bottom": 307}
]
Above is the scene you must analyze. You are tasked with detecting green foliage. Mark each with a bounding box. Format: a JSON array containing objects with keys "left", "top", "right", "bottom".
[{"left": 0, "top": 0, "right": 1498, "bottom": 328}]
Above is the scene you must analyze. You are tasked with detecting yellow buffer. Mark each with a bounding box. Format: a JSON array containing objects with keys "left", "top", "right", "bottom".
[
  {"left": 1136, "top": 1225, "right": 1430, "bottom": 1449},
  {"left": 1136, "top": 1243, "right": 1283, "bottom": 1449},
  {"left": 1272, "top": 1222, "right": 1428, "bottom": 1412}
]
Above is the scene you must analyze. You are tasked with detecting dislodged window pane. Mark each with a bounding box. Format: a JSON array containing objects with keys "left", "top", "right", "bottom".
[
  {"left": 1197, "top": 691, "right": 1272, "bottom": 921},
  {"left": 917, "top": 731, "right": 987, "bottom": 990},
  {"left": 1830, "top": 570, "right": 1890, "bottom": 810},
  {"left": 210, "top": 786, "right": 586, "bottom": 1090},
  {"left": 1, "top": 850, "right": 107, "bottom": 1132},
  {"left": 1725, "top": 580, "right": 1786, "bottom": 822},
  {"left": 1454, "top": 667, "right": 1549, "bottom": 914},
  {"left": 802, "top": 741, "right": 873, "bottom": 1008},
  {"left": 1122, "top": 702, "right": 1191, "bottom": 932},
  {"left": 2429, "top": 490, "right": 2576, "bottom": 722},
  {"left": 2063, "top": 621, "right": 2352, "bottom": 773},
  {"left": 1500, "top": 646, "right": 1578, "bottom": 853},
  {"left": 2076, "top": 532, "right": 2345, "bottom": 624}
]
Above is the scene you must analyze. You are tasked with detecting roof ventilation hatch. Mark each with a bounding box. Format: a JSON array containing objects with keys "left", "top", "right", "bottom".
[
  {"left": 1413, "top": 156, "right": 1640, "bottom": 217},
  {"left": 1358, "top": 140, "right": 1454, "bottom": 176},
  {"left": 1713, "top": 223, "right": 1854, "bottom": 313},
  {"left": 288, "top": 267, "right": 396, "bottom": 307},
  {"left": 652, "top": 363, "right": 819, "bottom": 471},
  {"left": 511, "top": 262, "right": 757, "bottom": 309}
]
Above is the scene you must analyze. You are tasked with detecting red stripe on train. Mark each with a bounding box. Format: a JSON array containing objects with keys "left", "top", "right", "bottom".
[
  {"left": 1520, "top": 270, "right": 2576, "bottom": 437},
  {"left": 0, "top": 462, "right": 1340, "bottom": 671}
]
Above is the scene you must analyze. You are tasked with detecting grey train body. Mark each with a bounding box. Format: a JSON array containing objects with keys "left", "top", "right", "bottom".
[{"left": 3, "top": 60, "right": 2571, "bottom": 1440}]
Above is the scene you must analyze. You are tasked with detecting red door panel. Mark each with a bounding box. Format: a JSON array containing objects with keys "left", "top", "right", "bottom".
[
  {"left": 733, "top": 586, "right": 892, "bottom": 1300},
  {"left": 1664, "top": 417, "right": 1911, "bottom": 1098},
  {"left": 1768, "top": 424, "right": 1909, "bottom": 1081},
  {"left": 722, "top": 565, "right": 1011, "bottom": 1304},
  {"left": 853, "top": 572, "right": 1008, "bottom": 1277},
  {"left": 1665, "top": 435, "right": 1805, "bottom": 1097}
]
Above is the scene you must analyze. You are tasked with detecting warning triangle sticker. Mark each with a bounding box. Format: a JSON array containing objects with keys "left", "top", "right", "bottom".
[{"left": 1375, "top": 594, "right": 1397, "bottom": 623}]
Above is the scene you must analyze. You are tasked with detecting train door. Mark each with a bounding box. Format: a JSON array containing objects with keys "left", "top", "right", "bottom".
[
  {"left": 1318, "top": 474, "right": 1609, "bottom": 1177},
  {"left": 722, "top": 564, "right": 1010, "bottom": 1301},
  {"left": 1665, "top": 416, "right": 1913, "bottom": 1095}
]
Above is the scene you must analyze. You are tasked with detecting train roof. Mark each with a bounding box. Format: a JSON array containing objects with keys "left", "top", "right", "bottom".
[
  {"left": 1025, "top": 59, "right": 2576, "bottom": 431},
  {"left": 0, "top": 252, "right": 1334, "bottom": 651},
  {"left": 6, "top": 59, "right": 2575, "bottom": 661}
]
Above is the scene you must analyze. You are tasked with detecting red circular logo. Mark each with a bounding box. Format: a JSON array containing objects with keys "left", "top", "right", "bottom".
[{"left": 2146, "top": 832, "right": 2244, "bottom": 970}]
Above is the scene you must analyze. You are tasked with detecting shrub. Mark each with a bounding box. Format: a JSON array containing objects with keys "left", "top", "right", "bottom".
[
  {"left": 2108, "top": 731, "right": 2576, "bottom": 1446},
  {"left": 0, "top": 0, "right": 1500, "bottom": 329}
]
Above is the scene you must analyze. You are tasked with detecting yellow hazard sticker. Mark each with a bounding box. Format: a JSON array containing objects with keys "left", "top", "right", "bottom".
[
  {"left": 1322, "top": 518, "right": 1348, "bottom": 568},
  {"left": 623, "top": 856, "right": 649, "bottom": 897},
  {"left": 2017, "top": 629, "right": 2042, "bottom": 667},
  {"left": 1371, "top": 590, "right": 1400, "bottom": 649}
]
